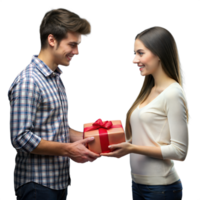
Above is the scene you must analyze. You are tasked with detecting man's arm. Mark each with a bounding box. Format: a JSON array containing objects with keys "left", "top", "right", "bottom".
[
  {"left": 69, "top": 127, "right": 83, "bottom": 143},
  {"left": 31, "top": 128, "right": 83, "bottom": 156},
  {"left": 31, "top": 139, "right": 69, "bottom": 156}
]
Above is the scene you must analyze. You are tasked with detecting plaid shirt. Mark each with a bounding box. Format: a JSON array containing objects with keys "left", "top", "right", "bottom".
[{"left": 8, "top": 56, "right": 70, "bottom": 191}]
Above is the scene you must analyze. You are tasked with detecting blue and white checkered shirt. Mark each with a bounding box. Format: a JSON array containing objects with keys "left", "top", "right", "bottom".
[{"left": 8, "top": 55, "right": 70, "bottom": 191}]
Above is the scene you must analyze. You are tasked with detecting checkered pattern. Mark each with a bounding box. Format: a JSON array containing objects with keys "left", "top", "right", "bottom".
[{"left": 8, "top": 56, "right": 70, "bottom": 191}]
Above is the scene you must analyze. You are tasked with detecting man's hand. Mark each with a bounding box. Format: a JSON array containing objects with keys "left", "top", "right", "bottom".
[{"left": 66, "top": 137, "right": 100, "bottom": 163}]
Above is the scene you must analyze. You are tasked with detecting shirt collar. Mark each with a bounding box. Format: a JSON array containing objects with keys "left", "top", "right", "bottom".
[{"left": 31, "top": 55, "right": 63, "bottom": 77}]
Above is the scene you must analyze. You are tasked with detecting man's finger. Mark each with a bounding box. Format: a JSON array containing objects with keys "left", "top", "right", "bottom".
[
  {"left": 87, "top": 153, "right": 100, "bottom": 159},
  {"left": 80, "top": 137, "right": 95, "bottom": 145}
]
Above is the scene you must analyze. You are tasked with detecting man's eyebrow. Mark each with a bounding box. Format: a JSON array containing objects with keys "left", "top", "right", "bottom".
[{"left": 69, "top": 41, "right": 81, "bottom": 45}]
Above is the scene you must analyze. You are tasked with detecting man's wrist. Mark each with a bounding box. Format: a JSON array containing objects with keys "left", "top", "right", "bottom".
[{"left": 61, "top": 142, "right": 71, "bottom": 157}]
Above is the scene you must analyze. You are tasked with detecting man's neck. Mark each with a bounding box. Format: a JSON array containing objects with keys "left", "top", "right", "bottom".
[{"left": 38, "top": 51, "right": 57, "bottom": 71}]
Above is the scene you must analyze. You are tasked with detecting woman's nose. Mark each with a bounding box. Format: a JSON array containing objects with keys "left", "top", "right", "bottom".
[
  {"left": 133, "top": 55, "right": 139, "bottom": 64},
  {"left": 132, "top": 58, "right": 139, "bottom": 65}
]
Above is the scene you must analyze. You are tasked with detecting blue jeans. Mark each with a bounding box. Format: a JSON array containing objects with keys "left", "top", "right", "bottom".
[
  {"left": 16, "top": 182, "right": 68, "bottom": 200},
  {"left": 132, "top": 179, "right": 182, "bottom": 200}
]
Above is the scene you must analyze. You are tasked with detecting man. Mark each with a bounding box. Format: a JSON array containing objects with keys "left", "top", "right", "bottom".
[{"left": 8, "top": 8, "right": 100, "bottom": 200}]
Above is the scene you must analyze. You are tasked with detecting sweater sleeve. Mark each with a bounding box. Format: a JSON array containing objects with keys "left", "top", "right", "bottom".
[
  {"left": 160, "top": 86, "right": 188, "bottom": 161},
  {"left": 9, "top": 77, "right": 42, "bottom": 153}
]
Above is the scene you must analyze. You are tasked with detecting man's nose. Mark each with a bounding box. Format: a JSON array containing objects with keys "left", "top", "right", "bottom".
[{"left": 72, "top": 46, "right": 79, "bottom": 56}]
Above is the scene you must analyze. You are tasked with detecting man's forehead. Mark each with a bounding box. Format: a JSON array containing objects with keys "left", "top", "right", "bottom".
[
  {"left": 69, "top": 36, "right": 81, "bottom": 44},
  {"left": 68, "top": 40, "right": 81, "bottom": 45}
]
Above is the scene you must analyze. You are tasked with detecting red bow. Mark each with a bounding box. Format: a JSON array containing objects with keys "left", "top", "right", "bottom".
[{"left": 83, "top": 119, "right": 122, "bottom": 153}]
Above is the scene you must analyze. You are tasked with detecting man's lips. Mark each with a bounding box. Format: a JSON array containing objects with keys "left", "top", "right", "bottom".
[{"left": 66, "top": 55, "right": 73, "bottom": 61}]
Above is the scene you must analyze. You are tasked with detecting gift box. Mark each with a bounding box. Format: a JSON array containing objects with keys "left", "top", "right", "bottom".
[{"left": 83, "top": 119, "right": 126, "bottom": 154}]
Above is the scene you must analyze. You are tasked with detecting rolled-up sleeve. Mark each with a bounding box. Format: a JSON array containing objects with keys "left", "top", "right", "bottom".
[
  {"left": 9, "top": 77, "right": 41, "bottom": 153},
  {"left": 161, "top": 87, "right": 188, "bottom": 161}
]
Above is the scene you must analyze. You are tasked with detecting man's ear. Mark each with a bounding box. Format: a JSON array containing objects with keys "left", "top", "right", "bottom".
[{"left": 47, "top": 34, "right": 57, "bottom": 47}]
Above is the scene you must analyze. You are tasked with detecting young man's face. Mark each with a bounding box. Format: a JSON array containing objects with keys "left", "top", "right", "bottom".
[
  {"left": 38, "top": 32, "right": 82, "bottom": 71},
  {"left": 53, "top": 32, "right": 82, "bottom": 67}
]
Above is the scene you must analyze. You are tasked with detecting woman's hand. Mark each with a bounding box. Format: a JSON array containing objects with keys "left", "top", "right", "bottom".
[{"left": 101, "top": 142, "right": 133, "bottom": 158}]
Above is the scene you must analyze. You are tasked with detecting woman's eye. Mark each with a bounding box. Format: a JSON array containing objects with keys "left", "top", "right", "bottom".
[
  {"left": 133, "top": 52, "right": 143, "bottom": 57},
  {"left": 138, "top": 52, "right": 144, "bottom": 55}
]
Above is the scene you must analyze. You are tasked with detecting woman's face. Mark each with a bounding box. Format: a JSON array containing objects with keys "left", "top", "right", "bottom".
[{"left": 133, "top": 39, "right": 160, "bottom": 76}]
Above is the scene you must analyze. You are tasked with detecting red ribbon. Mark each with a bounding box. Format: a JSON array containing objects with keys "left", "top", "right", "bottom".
[{"left": 84, "top": 119, "right": 122, "bottom": 153}]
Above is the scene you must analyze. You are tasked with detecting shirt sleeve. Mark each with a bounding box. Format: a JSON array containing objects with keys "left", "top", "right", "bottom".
[
  {"left": 160, "top": 87, "right": 189, "bottom": 161},
  {"left": 9, "top": 77, "right": 41, "bottom": 153}
]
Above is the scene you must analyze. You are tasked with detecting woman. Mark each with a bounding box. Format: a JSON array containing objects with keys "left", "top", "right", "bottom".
[{"left": 101, "top": 27, "right": 188, "bottom": 200}]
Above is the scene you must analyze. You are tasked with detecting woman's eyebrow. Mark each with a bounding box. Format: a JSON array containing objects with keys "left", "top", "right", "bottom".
[{"left": 133, "top": 49, "right": 143, "bottom": 52}]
